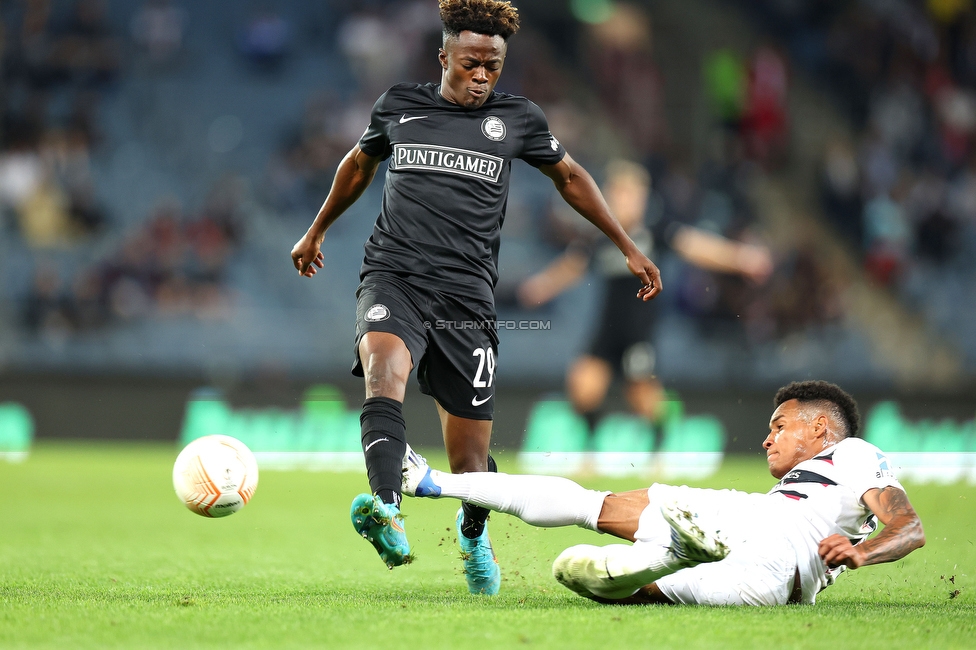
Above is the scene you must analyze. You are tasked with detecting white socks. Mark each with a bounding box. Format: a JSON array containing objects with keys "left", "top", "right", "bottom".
[
  {"left": 425, "top": 469, "right": 608, "bottom": 532},
  {"left": 553, "top": 542, "right": 687, "bottom": 599},
  {"left": 422, "top": 469, "right": 695, "bottom": 601}
]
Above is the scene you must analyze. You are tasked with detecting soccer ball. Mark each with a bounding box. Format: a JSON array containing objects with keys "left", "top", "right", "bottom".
[{"left": 173, "top": 435, "right": 259, "bottom": 518}]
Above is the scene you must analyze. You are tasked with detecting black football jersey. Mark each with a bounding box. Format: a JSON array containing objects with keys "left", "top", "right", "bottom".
[{"left": 358, "top": 82, "right": 566, "bottom": 302}]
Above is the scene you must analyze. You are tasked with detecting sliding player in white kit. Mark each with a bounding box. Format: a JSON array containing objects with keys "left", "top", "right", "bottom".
[{"left": 401, "top": 380, "right": 926, "bottom": 605}]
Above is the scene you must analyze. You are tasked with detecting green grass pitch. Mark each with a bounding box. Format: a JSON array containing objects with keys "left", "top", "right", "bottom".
[{"left": 1, "top": 442, "right": 974, "bottom": 649}]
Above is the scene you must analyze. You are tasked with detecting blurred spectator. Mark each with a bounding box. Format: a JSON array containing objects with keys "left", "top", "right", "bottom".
[
  {"left": 0, "top": 0, "right": 117, "bottom": 249},
  {"left": 335, "top": 1, "right": 441, "bottom": 96},
  {"left": 705, "top": 49, "right": 748, "bottom": 133},
  {"left": 949, "top": 152, "right": 976, "bottom": 219},
  {"left": 130, "top": 0, "right": 187, "bottom": 68},
  {"left": 337, "top": 9, "right": 404, "bottom": 94},
  {"left": 49, "top": 0, "right": 121, "bottom": 88},
  {"left": 23, "top": 267, "right": 73, "bottom": 341},
  {"left": 39, "top": 126, "right": 107, "bottom": 236},
  {"left": 237, "top": 9, "right": 292, "bottom": 72},
  {"left": 820, "top": 137, "right": 864, "bottom": 247},
  {"left": 742, "top": 45, "right": 790, "bottom": 167},
  {"left": 764, "top": 246, "right": 846, "bottom": 338},
  {"left": 262, "top": 93, "right": 370, "bottom": 213},
  {"left": 869, "top": 62, "right": 927, "bottom": 161},
  {"left": 398, "top": 0, "right": 447, "bottom": 83},
  {"left": 744, "top": 0, "right": 976, "bottom": 284},
  {"left": 22, "top": 263, "right": 106, "bottom": 338},
  {"left": 16, "top": 179, "right": 244, "bottom": 341},
  {"left": 863, "top": 185, "right": 911, "bottom": 286},
  {"left": 66, "top": 267, "right": 107, "bottom": 331},
  {"left": 16, "top": 169, "right": 72, "bottom": 248},
  {"left": 15, "top": 0, "right": 57, "bottom": 90},
  {"left": 96, "top": 195, "right": 236, "bottom": 324},
  {"left": 934, "top": 83, "right": 976, "bottom": 165},
  {"left": 65, "top": 182, "right": 107, "bottom": 235},
  {"left": 198, "top": 175, "right": 246, "bottom": 244},
  {"left": 583, "top": 3, "right": 669, "bottom": 158},
  {"left": 0, "top": 135, "right": 45, "bottom": 226},
  {"left": 705, "top": 44, "right": 790, "bottom": 169},
  {"left": 906, "top": 169, "right": 958, "bottom": 264}
]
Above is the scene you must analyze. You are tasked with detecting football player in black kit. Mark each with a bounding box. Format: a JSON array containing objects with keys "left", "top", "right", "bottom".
[{"left": 290, "top": 0, "right": 662, "bottom": 596}]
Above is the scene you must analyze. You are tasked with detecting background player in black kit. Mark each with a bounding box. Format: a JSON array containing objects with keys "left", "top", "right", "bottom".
[
  {"left": 519, "top": 160, "right": 771, "bottom": 440},
  {"left": 290, "top": 0, "right": 662, "bottom": 596}
]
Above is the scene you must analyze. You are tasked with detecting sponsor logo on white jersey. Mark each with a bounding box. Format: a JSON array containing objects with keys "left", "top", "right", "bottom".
[
  {"left": 481, "top": 116, "right": 506, "bottom": 141},
  {"left": 391, "top": 144, "right": 503, "bottom": 183},
  {"left": 365, "top": 304, "right": 390, "bottom": 322}
]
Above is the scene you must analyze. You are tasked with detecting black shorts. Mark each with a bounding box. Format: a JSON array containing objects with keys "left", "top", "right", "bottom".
[
  {"left": 587, "top": 276, "right": 657, "bottom": 376},
  {"left": 352, "top": 272, "right": 499, "bottom": 420}
]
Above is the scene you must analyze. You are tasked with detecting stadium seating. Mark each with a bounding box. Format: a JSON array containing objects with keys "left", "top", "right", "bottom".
[{"left": 2, "top": 0, "right": 974, "bottom": 385}]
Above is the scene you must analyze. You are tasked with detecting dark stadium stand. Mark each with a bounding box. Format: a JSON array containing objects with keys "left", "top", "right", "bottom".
[
  {"left": 0, "top": 0, "right": 972, "bottom": 389},
  {"left": 733, "top": 0, "right": 976, "bottom": 373}
]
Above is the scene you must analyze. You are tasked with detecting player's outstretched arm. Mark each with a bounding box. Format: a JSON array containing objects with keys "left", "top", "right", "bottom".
[
  {"left": 291, "top": 145, "right": 382, "bottom": 277},
  {"left": 818, "top": 486, "right": 925, "bottom": 570},
  {"left": 516, "top": 250, "right": 588, "bottom": 308},
  {"left": 539, "top": 153, "right": 662, "bottom": 301},
  {"left": 670, "top": 226, "right": 773, "bottom": 283}
]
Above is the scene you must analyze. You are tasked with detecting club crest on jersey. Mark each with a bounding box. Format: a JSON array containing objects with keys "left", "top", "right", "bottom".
[
  {"left": 365, "top": 304, "right": 390, "bottom": 322},
  {"left": 481, "top": 116, "right": 506, "bottom": 141},
  {"left": 392, "top": 144, "right": 503, "bottom": 182}
]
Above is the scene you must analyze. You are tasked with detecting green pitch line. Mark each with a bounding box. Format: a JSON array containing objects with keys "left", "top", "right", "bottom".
[{"left": 0, "top": 443, "right": 973, "bottom": 649}]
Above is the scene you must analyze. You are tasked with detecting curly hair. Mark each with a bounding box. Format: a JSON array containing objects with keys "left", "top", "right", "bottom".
[
  {"left": 439, "top": 0, "right": 521, "bottom": 40},
  {"left": 774, "top": 380, "right": 861, "bottom": 439}
]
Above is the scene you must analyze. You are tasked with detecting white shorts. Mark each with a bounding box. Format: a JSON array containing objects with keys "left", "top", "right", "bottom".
[{"left": 637, "top": 483, "right": 800, "bottom": 606}]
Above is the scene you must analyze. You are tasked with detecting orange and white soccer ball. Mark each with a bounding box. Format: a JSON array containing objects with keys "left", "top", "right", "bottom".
[{"left": 173, "top": 435, "right": 258, "bottom": 517}]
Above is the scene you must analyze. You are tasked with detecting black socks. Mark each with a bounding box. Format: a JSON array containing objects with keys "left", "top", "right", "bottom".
[
  {"left": 583, "top": 409, "right": 603, "bottom": 435},
  {"left": 360, "top": 396, "right": 407, "bottom": 507},
  {"left": 460, "top": 454, "right": 497, "bottom": 539},
  {"left": 361, "top": 395, "right": 497, "bottom": 537}
]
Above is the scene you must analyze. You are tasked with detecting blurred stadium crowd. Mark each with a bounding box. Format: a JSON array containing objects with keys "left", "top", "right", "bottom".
[
  {"left": 740, "top": 0, "right": 976, "bottom": 372},
  {"left": 0, "top": 0, "right": 974, "bottom": 384}
]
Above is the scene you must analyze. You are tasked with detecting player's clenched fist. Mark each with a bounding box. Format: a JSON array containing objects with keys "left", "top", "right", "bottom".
[{"left": 819, "top": 534, "right": 866, "bottom": 569}]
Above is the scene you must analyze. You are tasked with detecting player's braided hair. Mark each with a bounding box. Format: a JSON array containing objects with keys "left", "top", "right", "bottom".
[
  {"left": 439, "top": 0, "right": 521, "bottom": 40},
  {"left": 774, "top": 380, "right": 861, "bottom": 439}
]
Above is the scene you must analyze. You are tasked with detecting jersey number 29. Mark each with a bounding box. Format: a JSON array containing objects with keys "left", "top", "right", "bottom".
[{"left": 472, "top": 347, "right": 495, "bottom": 388}]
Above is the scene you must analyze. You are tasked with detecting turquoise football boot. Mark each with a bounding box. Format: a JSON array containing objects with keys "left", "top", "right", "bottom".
[
  {"left": 456, "top": 508, "right": 500, "bottom": 595},
  {"left": 350, "top": 493, "right": 411, "bottom": 568}
]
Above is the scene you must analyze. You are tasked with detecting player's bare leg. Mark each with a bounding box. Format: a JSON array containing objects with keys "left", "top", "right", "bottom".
[
  {"left": 437, "top": 404, "right": 501, "bottom": 595},
  {"left": 567, "top": 355, "right": 613, "bottom": 433},
  {"left": 625, "top": 377, "right": 665, "bottom": 423},
  {"left": 400, "top": 457, "right": 728, "bottom": 601},
  {"left": 595, "top": 489, "right": 650, "bottom": 541},
  {"left": 360, "top": 332, "right": 412, "bottom": 402},
  {"left": 436, "top": 404, "right": 492, "bottom": 474},
  {"left": 350, "top": 332, "right": 413, "bottom": 568}
]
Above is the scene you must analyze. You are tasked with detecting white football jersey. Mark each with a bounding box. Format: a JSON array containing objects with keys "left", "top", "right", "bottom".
[{"left": 768, "top": 437, "right": 904, "bottom": 602}]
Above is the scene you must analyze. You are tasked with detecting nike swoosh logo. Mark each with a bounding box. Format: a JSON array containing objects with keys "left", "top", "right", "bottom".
[
  {"left": 471, "top": 394, "right": 492, "bottom": 407},
  {"left": 399, "top": 115, "right": 428, "bottom": 123},
  {"left": 364, "top": 437, "right": 389, "bottom": 452}
]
